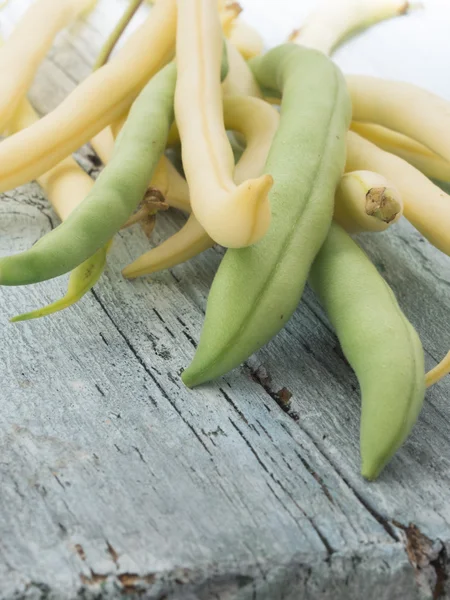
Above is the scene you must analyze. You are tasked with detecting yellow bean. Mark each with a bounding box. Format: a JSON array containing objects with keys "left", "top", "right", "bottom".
[
  {"left": 175, "top": 0, "right": 272, "bottom": 248},
  {"left": 290, "top": 0, "right": 416, "bottom": 56},
  {"left": 0, "top": 0, "right": 96, "bottom": 133},
  {"left": 351, "top": 122, "right": 450, "bottom": 182},
  {"left": 347, "top": 132, "right": 450, "bottom": 256},
  {"left": 220, "top": 1, "right": 242, "bottom": 36},
  {"left": 228, "top": 19, "right": 264, "bottom": 59},
  {"left": 335, "top": 170, "right": 403, "bottom": 233},
  {"left": 90, "top": 127, "right": 116, "bottom": 165},
  {"left": 222, "top": 40, "right": 262, "bottom": 98},
  {"left": 10, "top": 99, "right": 93, "bottom": 221},
  {"left": 426, "top": 352, "right": 450, "bottom": 388},
  {"left": 0, "top": 0, "right": 176, "bottom": 193},
  {"left": 347, "top": 74, "right": 450, "bottom": 166}
]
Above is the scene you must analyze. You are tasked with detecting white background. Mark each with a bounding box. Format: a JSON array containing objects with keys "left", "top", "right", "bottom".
[
  {"left": 239, "top": 0, "right": 450, "bottom": 100},
  {"left": 2, "top": 0, "right": 450, "bottom": 103}
]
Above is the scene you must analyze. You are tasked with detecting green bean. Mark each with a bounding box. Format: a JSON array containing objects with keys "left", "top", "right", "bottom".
[
  {"left": 0, "top": 62, "right": 176, "bottom": 286},
  {"left": 11, "top": 243, "right": 111, "bottom": 322},
  {"left": 182, "top": 44, "right": 351, "bottom": 387},
  {"left": 12, "top": 4, "right": 146, "bottom": 320},
  {"left": 309, "top": 223, "right": 425, "bottom": 480}
]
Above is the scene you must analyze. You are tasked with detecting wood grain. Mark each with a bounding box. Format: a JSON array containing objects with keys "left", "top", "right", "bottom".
[{"left": 0, "top": 1, "right": 449, "bottom": 598}]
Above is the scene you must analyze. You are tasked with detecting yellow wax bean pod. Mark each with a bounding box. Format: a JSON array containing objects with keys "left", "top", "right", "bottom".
[
  {"left": 38, "top": 159, "right": 94, "bottom": 222},
  {"left": 10, "top": 99, "right": 94, "bottom": 222},
  {"left": 220, "top": 2, "right": 242, "bottom": 36},
  {"left": 0, "top": 0, "right": 176, "bottom": 193},
  {"left": 123, "top": 217, "right": 212, "bottom": 279},
  {"left": 290, "top": 0, "right": 417, "bottom": 56},
  {"left": 335, "top": 170, "right": 403, "bottom": 233},
  {"left": 222, "top": 40, "right": 262, "bottom": 98},
  {"left": 162, "top": 159, "right": 191, "bottom": 212},
  {"left": 110, "top": 113, "right": 128, "bottom": 139},
  {"left": 346, "top": 132, "right": 450, "bottom": 256},
  {"left": 426, "top": 352, "right": 450, "bottom": 388},
  {"left": 175, "top": 0, "right": 272, "bottom": 248},
  {"left": 93, "top": 0, "right": 145, "bottom": 69},
  {"left": 347, "top": 75, "right": 450, "bottom": 166},
  {"left": 11, "top": 244, "right": 111, "bottom": 323},
  {"left": 0, "top": 0, "right": 96, "bottom": 133},
  {"left": 90, "top": 1, "right": 147, "bottom": 174},
  {"left": 137, "top": 155, "right": 190, "bottom": 214},
  {"left": 90, "top": 127, "right": 116, "bottom": 165},
  {"left": 123, "top": 95, "right": 280, "bottom": 279},
  {"left": 351, "top": 122, "right": 450, "bottom": 183},
  {"left": 228, "top": 19, "right": 264, "bottom": 59}
]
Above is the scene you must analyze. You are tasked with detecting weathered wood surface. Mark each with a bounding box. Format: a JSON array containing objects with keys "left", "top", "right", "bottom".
[{"left": 0, "top": 1, "right": 450, "bottom": 599}]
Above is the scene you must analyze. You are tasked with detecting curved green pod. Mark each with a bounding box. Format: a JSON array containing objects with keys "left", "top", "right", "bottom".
[
  {"left": 309, "top": 223, "right": 425, "bottom": 480},
  {"left": 182, "top": 44, "right": 351, "bottom": 388},
  {"left": 11, "top": 242, "right": 110, "bottom": 322},
  {"left": 0, "top": 62, "right": 176, "bottom": 286}
]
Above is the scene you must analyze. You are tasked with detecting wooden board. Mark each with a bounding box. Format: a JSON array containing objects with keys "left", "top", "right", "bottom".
[{"left": 0, "top": 1, "right": 449, "bottom": 598}]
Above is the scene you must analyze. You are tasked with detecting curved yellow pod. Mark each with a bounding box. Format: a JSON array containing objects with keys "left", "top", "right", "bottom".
[
  {"left": 347, "top": 132, "right": 450, "bottom": 257},
  {"left": 229, "top": 20, "right": 264, "bottom": 60},
  {"left": 291, "top": 0, "right": 415, "bottom": 56},
  {"left": 335, "top": 170, "right": 403, "bottom": 233},
  {"left": 222, "top": 41, "right": 262, "bottom": 98},
  {"left": 0, "top": 0, "right": 96, "bottom": 133},
  {"left": 123, "top": 95, "right": 280, "bottom": 279},
  {"left": 9, "top": 99, "right": 93, "bottom": 222},
  {"left": 90, "top": 127, "right": 116, "bottom": 166},
  {"left": 347, "top": 75, "right": 450, "bottom": 166},
  {"left": 351, "top": 122, "right": 450, "bottom": 183},
  {"left": 175, "top": 0, "right": 272, "bottom": 248},
  {"left": 0, "top": 0, "right": 176, "bottom": 193},
  {"left": 426, "top": 352, "right": 450, "bottom": 388}
]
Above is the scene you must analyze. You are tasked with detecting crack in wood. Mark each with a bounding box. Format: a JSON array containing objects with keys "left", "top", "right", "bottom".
[
  {"left": 229, "top": 418, "right": 335, "bottom": 557},
  {"left": 220, "top": 388, "right": 249, "bottom": 425},
  {"left": 95, "top": 383, "right": 105, "bottom": 397},
  {"left": 246, "top": 365, "right": 298, "bottom": 421},
  {"left": 291, "top": 449, "right": 335, "bottom": 505},
  {"left": 132, "top": 446, "right": 147, "bottom": 464},
  {"left": 50, "top": 470, "right": 66, "bottom": 490},
  {"left": 228, "top": 418, "right": 268, "bottom": 474},
  {"left": 274, "top": 476, "right": 335, "bottom": 559},
  {"left": 279, "top": 422, "right": 399, "bottom": 541},
  {"left": 396, "top": 233, "right": 450, "bottom": 290},
  {"left": 106, "top": 541, "right": 119, "bottom": 566},
  {"left": 91, "top": 290, "right": 214, "bottom": 457}
]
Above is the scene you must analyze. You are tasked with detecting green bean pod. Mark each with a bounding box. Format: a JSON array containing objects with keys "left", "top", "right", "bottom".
[
  {"left": 0, "top": 63, "right": 176, "bottom": 286},
  {"left": 182, "top": 44, "right": 351, "bottom": 387},
  {"left": 309, "top": 223, "right": 425, "bottom": 480},
  {"left": 10, "top": 243, "right": 110, "bottom": 322}
]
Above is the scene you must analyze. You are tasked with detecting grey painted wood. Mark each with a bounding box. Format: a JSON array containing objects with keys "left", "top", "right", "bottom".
[{"left": 0, "top": 1, "right": 449, "bottom": 599}]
